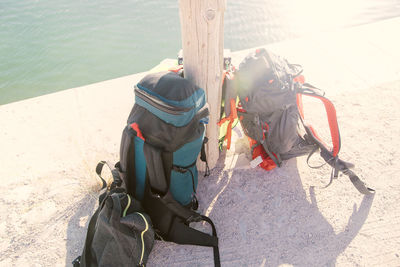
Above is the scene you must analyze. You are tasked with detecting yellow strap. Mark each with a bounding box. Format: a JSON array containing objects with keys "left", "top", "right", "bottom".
[
  {"left": 136, "top": 212, "right": 149, "bottom": 265},
  {"left": 122, "top": 195, "right": 131, "bottom": 217}
]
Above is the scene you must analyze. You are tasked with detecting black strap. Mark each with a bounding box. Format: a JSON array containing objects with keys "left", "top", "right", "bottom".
[
  {"left": 72, "top": 256, "right": 81, "bottom": 267},
  {"left": 201, "top": 215, "right": 221, "bottom": 267},
  {"left": 306, "top": 145, "right": 334, "bottom": 170},
  {"left": 342, "top": 168, "right": 375, "bottom": 195},
  {"left": 200, "top": 137, "right": 211, "bottom": 176},
  {"left": 143, "top": 143, "right": 168, "bottom": 194},
  {"left": 72, "top": 198, "right": 103, "bottom": 266},
  {"left": 95, "top": 161, "right": 122, "bottom": 190},
  {"left": 143, "top": 142, "right": 219, "bottom": 265},
  {"left": 168, "top": 216, "right": 220, "bottom": 267},
  {"left": 158, "top": 191, "right": 201, "bottom": 221},
  {"left": 173, "top": 162, "right": 197, "bottom": 194},
  {"left": 319, "top": 148, "right": 374, "bottom": 194}
]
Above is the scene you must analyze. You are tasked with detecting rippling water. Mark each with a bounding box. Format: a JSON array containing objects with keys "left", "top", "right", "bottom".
[{"left": 1, "top": 0, "right": 399, "bottom": 104}]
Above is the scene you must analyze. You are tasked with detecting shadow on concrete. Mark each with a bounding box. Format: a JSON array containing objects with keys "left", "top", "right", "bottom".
[
  {"left": 199, "top": 151, "right": 374, "bottom": 266},
  {"left": 65, "top": 194, "right": 96, "bottom": 266},
  {"left": 75, "top": 139, "right": 373, "bottom": 266},
  {"left": 146, "top": 134, "right": 374, "bottom": 266}
]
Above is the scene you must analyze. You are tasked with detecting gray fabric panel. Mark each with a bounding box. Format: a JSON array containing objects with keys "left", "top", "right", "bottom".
[
  {"left": 127, "top": 104, "right": 206, "bottom": 152},
  {"left": 264, "top": 105, "right": 301, "bottom": 155},
  {"left": 243, "top": 86, "right": 297, "bottom": 115}
]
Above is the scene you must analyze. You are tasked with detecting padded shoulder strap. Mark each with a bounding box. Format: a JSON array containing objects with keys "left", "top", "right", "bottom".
[
  {"left": 143, "top": 142, "right": 199, "bottom": 220},
  {"left": 143, "top": 143, "right": 168, "bottom": 194},
  {"left": 297, "top": 90, "right": 341, "bottom": 157},
  {"left": 142, "top": 142, "right": 221, "bottom": 266},
  {"left": 168, "top": 215, "right": 221, "bottom": 267},
  {"left": 297, "top": 88, "right": 374, "bottom": 195}
]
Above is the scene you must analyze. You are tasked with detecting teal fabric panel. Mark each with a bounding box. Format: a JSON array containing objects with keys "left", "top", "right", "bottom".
[
  {"left": 169, "top": 166, "right": 198, "bottom": 206},
  {"left": 173, "top": 134, "right": 204, "bottom": 166},
  {"left": 170, "top": 134, "right": 204, "bottom": 205},
  {"left": 134, "top": 136, "right": 146, "bottom": 200}
]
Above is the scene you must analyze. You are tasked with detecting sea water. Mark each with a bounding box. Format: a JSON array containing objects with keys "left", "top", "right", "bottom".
[{"left": 1, "top": 0, "right": 399, "bottom": 104}]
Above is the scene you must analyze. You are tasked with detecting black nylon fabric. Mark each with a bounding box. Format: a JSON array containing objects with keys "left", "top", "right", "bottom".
[
  {"left": 77, "top": 191, "right": 155, "bottom": 267},
  {"left": 119, "top": 126, "right": 137, "bottom": 195},
  {"left": 127, "top": 104, "right": 207, "bottom": 152}
]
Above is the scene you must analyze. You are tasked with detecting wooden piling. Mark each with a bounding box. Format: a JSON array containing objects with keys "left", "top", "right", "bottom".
[{"left": 179, "top": 0, "right": 226, "bottom": 169}]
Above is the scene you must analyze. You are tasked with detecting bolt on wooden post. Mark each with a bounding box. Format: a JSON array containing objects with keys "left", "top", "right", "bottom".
[{"left": 179, "top": 0, "right": 226, "bottom": 170}]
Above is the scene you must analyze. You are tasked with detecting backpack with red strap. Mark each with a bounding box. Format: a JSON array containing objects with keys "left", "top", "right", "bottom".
[{"left": 221, "top": 48, "right": 374, "bottom": 195}]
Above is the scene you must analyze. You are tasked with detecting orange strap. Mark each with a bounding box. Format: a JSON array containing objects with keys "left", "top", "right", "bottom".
[
  {"left": 130, "top": 123, "right": 145, "bottom": 141},
  {"left": 168, "top": 65, "right": 184, "bottom": 73},
  {"left": 297, "top": 93, "right": 340, "bottom": 157},
  {"left": 217, "top": 98, "right": 237, "bottom": 150}
]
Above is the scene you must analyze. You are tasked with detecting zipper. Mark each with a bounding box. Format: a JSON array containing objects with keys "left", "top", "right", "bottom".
[
  {"left": 135, "top": 86, "right": 192, "bottom": 115},
  {"left": 136, "top": 212, "right": 149, "bottom": 266}
]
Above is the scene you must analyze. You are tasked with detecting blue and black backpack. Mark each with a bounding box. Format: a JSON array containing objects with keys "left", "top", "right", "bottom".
[{"left": 118, "top": 71, "right": 220, "bottom": 266}]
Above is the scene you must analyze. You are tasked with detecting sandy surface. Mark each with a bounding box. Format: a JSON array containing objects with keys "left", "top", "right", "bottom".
[{"left": 1, "top": 18, "right": 400, "bottom": 266}]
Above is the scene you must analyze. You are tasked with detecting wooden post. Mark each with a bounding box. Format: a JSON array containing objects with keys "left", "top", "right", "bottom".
[{"left": 179, "top": 0, "right": 226, "bottom": 170}]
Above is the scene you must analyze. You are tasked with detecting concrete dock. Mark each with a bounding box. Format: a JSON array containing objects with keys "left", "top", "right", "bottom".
[{"left": 1, "top": 18, "right": 400, "bottom": 266}]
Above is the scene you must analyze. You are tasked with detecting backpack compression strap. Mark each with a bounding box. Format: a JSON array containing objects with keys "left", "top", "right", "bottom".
[
  {"left": 95, "top": 161, "right": 123, "bottom": 191},
  {"left": 142, "top": 142, "right": 221, "bottom": 267},
  {"left": 297, "top": 87, "right": 374, "bottom": 195}
]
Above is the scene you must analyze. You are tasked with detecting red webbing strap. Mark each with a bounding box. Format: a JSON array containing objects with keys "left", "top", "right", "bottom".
[
  {"left": 297, "top": 93, "right": 341, "bottom": 157},
  {"left": 168, "top": 65, "right": 184, "bottom": 73},
  {"left": 130, "top": 123, "right": 145, "bottom": 141},
  {"left": 297, "top": 94, "right": 328, "bottom": 147}
]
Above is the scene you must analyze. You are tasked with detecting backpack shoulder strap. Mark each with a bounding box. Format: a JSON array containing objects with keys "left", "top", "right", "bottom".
[
  {"left": 297, "top": 88, "right": 341, "bottom": 157},
  {"left": 143, "top": 143, "right": 168, "bottom": 194},
  {"left": 297, "top": 86, "right": 374, "bottom": 195},
  {"left": 142, "top": 142, "right": 221, "bottom": 267}
]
